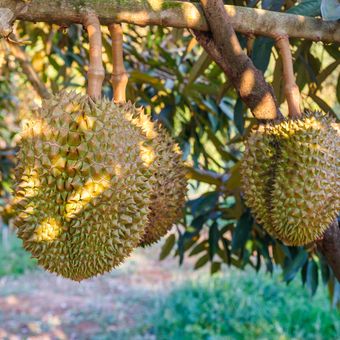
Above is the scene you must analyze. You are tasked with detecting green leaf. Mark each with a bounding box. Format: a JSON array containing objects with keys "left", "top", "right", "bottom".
[
  {"left": 287, "top": 0, "right": 321, "bottom": 16},
  {"left": 283, "top": 250, "right": 308, "bottom": 282},
  {"left": 194, "top": 254, "right": 210, "bottom": 270},
  {"left": 306, "top": 260, "right": 319, "bottom": 295},
  {"left": 316, "top": 60, "right": 340, "bottom": 85},
  {"left": 231, "top": 210, "right": 253, "bottom": 252},
  {"left": 189, "top": 240, "right": 209, "bottom": 257},
  {"left": 159, "top": 234, "right": 176, "bottom": 260},
  {"left": 251, "top": 37, "right": 274, "bottom": 73},
  {"left": 211, "top": 261, "right": 221, "bottom": 274},
  {"left": 234, "top": 98, "right": 245, "bottom": 135},
  {"left": 209, "top": 222, "right": 219, "bottom": 260},
  {"left": 187, "top": 51, "right": 211, "bottom": 85}
]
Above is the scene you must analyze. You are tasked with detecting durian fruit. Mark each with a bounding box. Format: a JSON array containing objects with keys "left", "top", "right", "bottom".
[
  {"left": 129, "top": 109, "right": 187, "bottom": 246},
  {"left": 13, "top": 91, "right": 152, "bottom": 281},
  {"left": 242, "top": 110, "right": 339, "bottom": 246}
]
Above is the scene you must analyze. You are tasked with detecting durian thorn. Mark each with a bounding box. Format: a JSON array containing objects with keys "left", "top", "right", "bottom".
[
  {"left": 275, "top": 35, "right": 301, "bottom": 118},
  {"left": 108, "top": 23, "right": 128, "bottom": 104},
  {"left": 83, "top": 12, "right": 105, "bottom": 101}
]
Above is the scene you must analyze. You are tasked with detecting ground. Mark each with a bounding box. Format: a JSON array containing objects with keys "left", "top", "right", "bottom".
[{"left": 0, "top": 244, "right": 196, "bottom": 339}]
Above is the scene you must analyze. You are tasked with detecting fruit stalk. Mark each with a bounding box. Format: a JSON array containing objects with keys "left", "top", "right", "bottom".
[
  {"left": 109, "top": 23, "right": 128, "bottom": 104},
  {"left": 275, "top": 35, "right": 301, "bottom": 118},
  {"left": 83, "top": 12, "right": 105, "bottom": 100}
]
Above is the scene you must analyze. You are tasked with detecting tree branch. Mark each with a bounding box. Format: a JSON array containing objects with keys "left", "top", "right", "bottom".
[
  {"left": 0, "top": 0, "right": 339, "bottom": 43},
  {"left": 8, "top": 34, "right": 50, "bottom": 99},
  {"left": 197, "top": 0, "right": 281, "bottom": 120}
]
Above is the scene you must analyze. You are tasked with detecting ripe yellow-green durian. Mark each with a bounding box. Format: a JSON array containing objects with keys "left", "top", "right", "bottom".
[
  {"left": 14, "top": 91, "right": 152, "bottom": 281},
  {"left": 242, "top": 110, "right": 339, "bottom": 246},
  {"left": 129, "top": 110, "right": 187, "bottom": 246}
]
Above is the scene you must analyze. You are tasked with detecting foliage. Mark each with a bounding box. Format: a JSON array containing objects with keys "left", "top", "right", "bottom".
[
  {"left": 0, "top": 228, "right": 37, "bottom": 277},
  {"left": 148, "top": 269, "right": 340, "bottom": 339},
  {"left": 0, "top": 0, "right": 339, "bottom": 298}
]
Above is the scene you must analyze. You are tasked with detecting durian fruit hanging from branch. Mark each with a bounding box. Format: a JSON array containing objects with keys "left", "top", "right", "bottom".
[
  {"left": 242, "top": 35, "right": 339, "bottom": 246},
  {"left": 108, "top": 23, "right": 187, "bottom": 247},
  {"left": 13, "top": 14, "right": 154, "bottom": 281}
]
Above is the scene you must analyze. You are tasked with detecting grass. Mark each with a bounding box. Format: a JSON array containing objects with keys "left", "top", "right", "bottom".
[
  {"left": 0, "top": 228, "right": 37, "bottom": 277},
  {"left": 146, "top": 270, "right": 340, "bottom": 340},
  {"left": 0, "top": 231, "right": 339, "bottom": 339}
]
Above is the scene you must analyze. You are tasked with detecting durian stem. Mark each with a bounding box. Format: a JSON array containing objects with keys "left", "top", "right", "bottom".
[
  {"left": 275, "top": 35, "right": 301, "bottom": 118},
  {"left": 109, "top": 23, "right": 128, "bottom": 104},
  {"left": 83, "top": 13, "right": 105, "bottom": 100}
]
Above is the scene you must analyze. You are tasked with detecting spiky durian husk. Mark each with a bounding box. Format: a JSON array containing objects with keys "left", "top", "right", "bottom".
[
  {"left": 242, "top": 110, "right": 339, "bottom": 246},
  {"left": 241, "top": 124, "right": 278, "bottom": 234},
  {"left": 129, "top": 109, "right": 187, "bottom": 246},
  {"left": 14, "top": 91, "right": 152, "bottom": 281}
]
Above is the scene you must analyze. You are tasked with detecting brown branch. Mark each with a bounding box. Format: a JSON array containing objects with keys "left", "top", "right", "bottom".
[
  {"left": 108, "top": 23, "right": 128, "bottom": 104},
  {"left": 8, "top": 34, "right": 50, "bottom": 99},
  {"left": 0, "top": 1, "right": 339, "bottom": 43},
  {"left": 317, "top": 219, "right": 340, "bottom": 282},
  {"left": 83, "top": 12, "right": 104, "bottom": 100},
  {"left": 0, "top": 7, "right": 14, "bottom": 38},
  {"left": 275, "top": 35, "right": 301, "bottom": 118},
  {"left": 197, "top": 0, "right": 281, "bottom": 120}
]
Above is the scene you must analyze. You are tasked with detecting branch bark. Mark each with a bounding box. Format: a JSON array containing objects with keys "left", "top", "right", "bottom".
[
  {"left": 0, "top": 0, "right": 339, "bottom": 43},
  {"left": 197, "top": 0, "right": 281, "bottom": 120},
  {"left": 8, "top": 35, "right": 50, "bottom": 99}
]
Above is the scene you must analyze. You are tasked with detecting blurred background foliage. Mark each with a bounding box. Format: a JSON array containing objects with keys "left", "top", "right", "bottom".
[{"left": 0, "top": 0, "right": 339, "bottom": 305}]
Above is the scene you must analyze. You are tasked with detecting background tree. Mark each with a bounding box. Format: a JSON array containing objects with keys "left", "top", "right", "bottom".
[{"left": 0, "top": 0, "right": 339, "bottom": 305}]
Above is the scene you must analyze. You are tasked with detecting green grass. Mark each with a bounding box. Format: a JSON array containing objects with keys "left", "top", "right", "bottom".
[
  {"left": 0, "top": 228, "right": 37, "bottom": 277},
  {"left": 147, "top": 270, "right": 340, "bottom": 340}
]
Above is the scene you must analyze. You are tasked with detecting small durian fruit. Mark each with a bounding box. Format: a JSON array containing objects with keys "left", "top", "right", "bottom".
[
  {"left": 129, "top": 109, "right": 187, "bottom": 246},
  {"left": 14, "top": 91, "right": 152, "bottom": 281},
  {"left": 270, "top": 111, "right": 339, "bottom": 245},
  {"left": 242, "top": 110, "right": 339, "bottom": 246}
]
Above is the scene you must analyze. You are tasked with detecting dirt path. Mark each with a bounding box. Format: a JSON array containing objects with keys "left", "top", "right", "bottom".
[{"left": 0, "top": 245, "right": 198, "bottom": 339}]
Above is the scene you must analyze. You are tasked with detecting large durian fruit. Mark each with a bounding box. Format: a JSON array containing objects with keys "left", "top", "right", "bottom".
[
  {"left": 129, "top": 109, "right": 187, "bottom": 246},
  {"left": 14, "top": 91, "right": 153, "bottom": 281},
  {"left": 242, "top": 110, "right": 339, "bottom": 246}
]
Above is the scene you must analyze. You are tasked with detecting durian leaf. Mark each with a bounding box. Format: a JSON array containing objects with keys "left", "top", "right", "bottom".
[
  {"left": 316, "top": 60, "right": 340, "bottom": 86},
  {"left": 210, "top": 261, "right": 222, "bottom": 274},
  {"left": 309, "top": 93, "right": 337, "bottom": 118},
  {"left": 159, "top": 234, "right": 176, "bottom": 260},
  {"left": 187, "top": 192, "right": 219, "bottom": 218},
  {"left": 189, "top": 240, "right": 209, "bottom": 257},
  {"left": 319, "top": 256, "right": 330, "bottom": 285},
  {"left": 306, "top": 260, "right": 319, "bottom": 295},
  {"left": 222, "top": 237, "right": 232, "bottom": 266},
  {"left": 231, "top": 210, "right": 253, "bottom": 252},
  {"left": 186, "top": 51, "right": 211, "bottom": 86},
  {"left": 251, "top": 37, "right": 274, "bottom": 73},
  {"left": 208, "top": 222, "right": 219, "bottom": 260},
  {"left": 234, "top": 98, "right": 245, "bottom": 135},
  {"left": 283, "top": 250, "right": 308, "bottom": 282},
  {"left": 287, "top": 0, "right": 321, "bottom": 16},
  {"left": 194, "top": 253, "right": 210, "bottom": 270}
]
